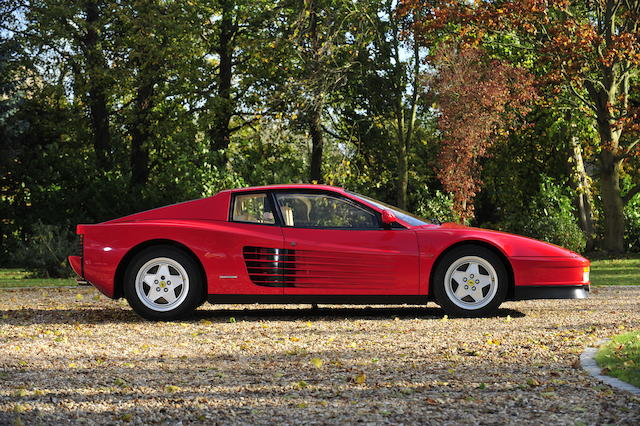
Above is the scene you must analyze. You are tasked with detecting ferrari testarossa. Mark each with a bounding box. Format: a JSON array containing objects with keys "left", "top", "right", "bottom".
[{"left": 68, "top": 184, "right": 590, "bottom": 320}]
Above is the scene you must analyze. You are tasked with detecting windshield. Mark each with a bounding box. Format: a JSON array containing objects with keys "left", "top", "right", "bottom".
[{"left": 347, "top": 192, "right": 432, "bottom": 227}]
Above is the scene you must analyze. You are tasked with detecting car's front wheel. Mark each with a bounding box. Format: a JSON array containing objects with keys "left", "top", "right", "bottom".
[
  {"left": 432, "top": 245, "right": 508, "bottom": 317},
  {"left": 124, "top": 246, "right": 203, "bottom": 320}
]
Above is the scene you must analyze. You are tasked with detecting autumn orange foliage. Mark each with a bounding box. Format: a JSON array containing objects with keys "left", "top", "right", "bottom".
[
  {"left": 432, "top": 46, "right": 535, "bottom": 219},
  {"left": 404, "top": 1, "right": 640, "bottom": 251}
]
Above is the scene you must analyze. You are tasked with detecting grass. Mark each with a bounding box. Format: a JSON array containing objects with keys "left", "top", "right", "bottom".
[
  {"left": 0, "top": 253, "right": 638, "bottom": 289},
  {"left": 590, "top": 255, "right": 640, "bottom": 286},
  {"left": 595, "top": 330, "right": 640, "bottom": 388},
  {"left": 0, "top": 268, "right": 76, "bottom": 289}
]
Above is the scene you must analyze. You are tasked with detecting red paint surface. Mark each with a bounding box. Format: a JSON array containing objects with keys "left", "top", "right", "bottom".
[{"left": 69, "top": 185, "right": 589, "bottom": 299}]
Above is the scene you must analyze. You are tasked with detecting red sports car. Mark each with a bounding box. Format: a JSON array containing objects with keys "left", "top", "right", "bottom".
[{"left": 68, "top": 184, "right": 590, "bottom": 320}]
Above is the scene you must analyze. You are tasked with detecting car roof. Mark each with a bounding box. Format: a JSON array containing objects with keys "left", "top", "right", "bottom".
[{"left": 226, "top": 184, "right": 345, "bottom": 193}]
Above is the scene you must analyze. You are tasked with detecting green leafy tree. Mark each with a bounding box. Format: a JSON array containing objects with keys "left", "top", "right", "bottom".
[{"left": 408, "top": 0, "right": 640, "bottom": 252}]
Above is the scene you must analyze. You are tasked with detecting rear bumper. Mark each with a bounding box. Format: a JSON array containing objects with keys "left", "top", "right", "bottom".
[
  {"left": 512, "top": 285, "right": 589, "bottom": 300},
  {"left": 68, "top": 255, "right": 82, "bottom": 276},
  {"left": 68, "top": 256, "right": 90, "bottom": 285}
]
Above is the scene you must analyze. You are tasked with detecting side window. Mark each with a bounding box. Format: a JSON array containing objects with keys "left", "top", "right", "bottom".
[
  {"left": 232, "top": 193, "right": 275, "bottom": 224},
  {"left": 275, "top": 193, "right": 379, "bottom": 229}
]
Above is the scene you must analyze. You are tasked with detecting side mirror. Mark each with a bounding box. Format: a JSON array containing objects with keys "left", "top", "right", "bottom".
[{"left": 381, "top": 210, "right": 397, "bottom": 227}]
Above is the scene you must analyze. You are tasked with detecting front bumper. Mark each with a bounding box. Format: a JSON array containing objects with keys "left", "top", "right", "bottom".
[{"left": 513, "top": 284, "right": 590, "bottom": 300}]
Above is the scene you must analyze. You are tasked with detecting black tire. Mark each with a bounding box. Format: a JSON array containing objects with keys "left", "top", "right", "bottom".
[
  {"left": 432, "top": 245, "right": 508, "bottom": 317},
  {"left": 124, "top": 246, "right": 204, "bottom": 321}
]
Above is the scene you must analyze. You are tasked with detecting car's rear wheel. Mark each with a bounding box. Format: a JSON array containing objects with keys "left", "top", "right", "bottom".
[
  {"left": 124, "top": 246, "right": 203, "bottom": 320},
  {"left": 433, "top": 245, "right": 508, "bottom": 317}
]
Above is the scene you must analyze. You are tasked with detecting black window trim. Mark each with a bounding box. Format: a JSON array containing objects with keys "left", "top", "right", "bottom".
[{"left": 228, "top": 190, "right": 281, "bottom": 227}]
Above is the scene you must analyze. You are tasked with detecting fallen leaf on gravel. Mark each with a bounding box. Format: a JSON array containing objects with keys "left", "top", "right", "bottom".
[
  {"left": 425, "top": 397, "right": 439, "bottom": 405},
  {"left": 228, "top": 317, "right": 236, "bottom": 323},
  {"left": 527, "top": 378, "right": 541, "bottom": 387},
  {"left": 353, "top": 372, "right": 366, "bottom": 384},
  {"left": 13, "top": 403, "right": 29, "bottom": 413},
  {"left": 199, "top": 319, "right": 212, "bottom": 325},
  {"left": 441, "top": 315, "right": 448, "bottom": 322},
  {"left": 164, "top": 385, "right": 181, "bottom": 393},
  {"left": 14, "top": 388, "right": 28, "bottom": 397},
  {"left": 310, "top": 358, "right": 323, "bottom": 368},
  {"left": 294, "top": 380, "right": 309, "bottom": 389},
  {"left": 75, "top": 294, "right": 83, "bottom": 300}
]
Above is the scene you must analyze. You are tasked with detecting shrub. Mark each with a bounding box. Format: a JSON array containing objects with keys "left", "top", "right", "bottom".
[
  {"left": 412, "top": 189, "right": 458, "bottom": 223},
  {"left": 12, "top": 222, "right": 76, "bottom": 278},
  {"left": 496, "top": 176, "right": 586, "bottom": 253},
  {"left": 625, "top": 194, "right": 640, "bottom": 253}
]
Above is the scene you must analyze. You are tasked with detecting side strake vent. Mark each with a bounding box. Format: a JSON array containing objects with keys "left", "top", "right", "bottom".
[{"left": 243, "top": 246, "right": 296, "bottom": 287}]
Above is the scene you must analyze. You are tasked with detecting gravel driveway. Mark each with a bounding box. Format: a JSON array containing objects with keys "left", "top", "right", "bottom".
[{"left": 1, "top": 286, "right": 639, "bottom": 425}]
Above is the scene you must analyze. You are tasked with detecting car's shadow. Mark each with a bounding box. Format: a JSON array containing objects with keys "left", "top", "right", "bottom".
[
  {"left": 194, "top": 305, "right": 526, "bottom": 322},
  {"left": 0, "top": 305, "right": 525, "bottom": 325}
]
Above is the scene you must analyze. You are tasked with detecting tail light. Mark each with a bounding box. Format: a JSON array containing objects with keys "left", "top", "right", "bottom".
[{"left": 75, "top": 234, "right": 84, "bottom": 257}]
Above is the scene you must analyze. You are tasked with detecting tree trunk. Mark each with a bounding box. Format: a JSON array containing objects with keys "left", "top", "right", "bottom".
[
  {"left": 307, "top": 0, "right": 324, "bottom": 183},
  {"left": 599, "top": 150, "right": 625, "bottom": 253},
  {"left": 210, "top": 0, "right": 234, "bottom": 167},
  {"left": 83, "top": 1, "right": 111, "bottom": 172},
  {"left": 309, "top": 106, "right": 324, "bottom": 183},
  {"left": 585, "top": 74, "right": 626, "bottom": 254},
  {"left": 392, "top": 11, "right": 419, "bottom": 210},
  {"left": 396, "top": 142, "right": 408, "bottom": 209},
  {"left": 569, "top": 135, "right": 595, "bottom": 251},
  {"left": 129, "top": 79, "right": 154, "bottom": 188}
]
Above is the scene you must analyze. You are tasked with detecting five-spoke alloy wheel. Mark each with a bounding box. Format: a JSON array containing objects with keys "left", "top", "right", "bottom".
[
  {"left": 124, "top": 246, "right": 204, "bottom": 320},
  {"left": 433, "top": 245, "right": 508, "bottom": 317}
]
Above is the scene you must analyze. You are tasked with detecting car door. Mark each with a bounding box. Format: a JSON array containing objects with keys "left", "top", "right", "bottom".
[
  {"left": 218, "top": 191, "right": 285, "bottom": 295},
  {"left": 274, "top": 191, "right": 420, "bottom": 295}
]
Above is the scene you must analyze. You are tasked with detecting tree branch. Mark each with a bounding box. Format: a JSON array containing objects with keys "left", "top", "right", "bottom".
[
  {"left": 617, "top": 136, "right": 640, "bottom": 161},
  {"left": 568, "top": 81, "right": 598, "bottom": 113},
  {"left": 623, "top": 182, "right": 640, "bottom": 204},
  {"left": 321, "top": 124, "right": 350, "bottom": 142}
]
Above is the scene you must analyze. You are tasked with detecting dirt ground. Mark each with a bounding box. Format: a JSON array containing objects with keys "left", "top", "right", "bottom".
[{"left": 0, "top": 286, "right": 639, "bottom": 425}]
